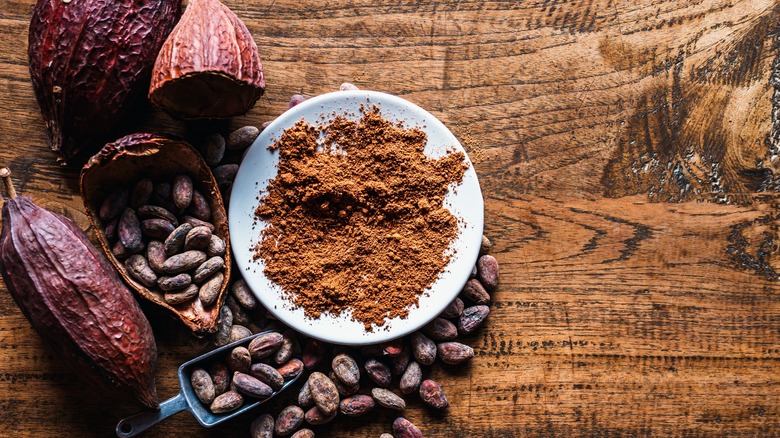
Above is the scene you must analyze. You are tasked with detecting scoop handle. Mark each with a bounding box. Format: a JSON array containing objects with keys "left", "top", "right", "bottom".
[{"left": 115, "top": 391, "right": 189, "bottom": 437}]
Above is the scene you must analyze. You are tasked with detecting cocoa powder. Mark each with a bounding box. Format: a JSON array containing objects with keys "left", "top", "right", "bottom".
[{"left": 254, "top": 107, "right": 467, "bottom": 329}]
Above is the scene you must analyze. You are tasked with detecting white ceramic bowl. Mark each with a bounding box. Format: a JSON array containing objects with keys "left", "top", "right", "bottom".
[{"left": 229, "top": 90, "right": 483, "bottom": 345}]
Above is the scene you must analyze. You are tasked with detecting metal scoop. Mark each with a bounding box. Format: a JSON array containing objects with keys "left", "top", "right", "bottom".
[{"left": 116, "top": 331, "right": 300, "bottom": 437}]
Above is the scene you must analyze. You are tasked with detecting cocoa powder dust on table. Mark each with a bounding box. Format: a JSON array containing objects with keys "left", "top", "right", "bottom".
[{"left": 254, "top": 106, "right": 468, "bottom": 330}]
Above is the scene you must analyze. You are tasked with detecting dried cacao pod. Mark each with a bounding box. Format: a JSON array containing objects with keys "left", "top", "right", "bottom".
[
  {"left": 81, "top": 133, "right": 231, "bottom": 335},
  {"left": 148, "top": 0, "right": 266, "bottom": 119},
  {"left": 0, "top": 169, "right": 158, "bottom": 408},
  {"left": 27, "top": 0, "right": 179, "bottom": 163}
]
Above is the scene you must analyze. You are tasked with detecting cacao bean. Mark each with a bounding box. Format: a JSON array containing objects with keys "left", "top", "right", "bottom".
[
  {"left": 158, "top": 273, "right": 192, "bottom": 291},
  {"left": 164, "top": 284, "right": 198, "bottom": 305},
  {"left": 164, "top": 223, "right": 193, "bottom": 256},
  {"left": 304, "top": 406, "right": 336, "bottom": 425},
  {"left": 458, "top": 305, "right": 490, "bottom": 336},
  {"left": 275, "top": 405, "right": 304, "bottom": 436},
  {"left": 229, "top": 324, "right": 252, "bottom": 343},
  {"left": 298, "top": 380, "right": 314, "bottom": 407},
  {"left": 302, "top": 339, "right": 325, "bottom": 370},
  {"left": 210, "top": 390, "right": 243, "bottom": 413},
  {"left": 308, "top": 372, "right": 339, "bottom": 416},
  {"left": 187, "top": 190, "right": 212, "bottom": 221},
  {"left": 470, "top": 264, "right": 477, "bottom": 279},
  {"left": 380, "top": 434, "right": 394, "bottom": 438},
  {"left": 480, "top": 234, "right": 492, "bottom": 255},
  {"left": 125, "top": 254, "right": 158, "bottom": 287},
  {"left": 410, "top": 332, "right": 437, "bottom": 366},
  {"left": 130, "top": 179, "right": 154, "bottom": 208},
  {"left": 233, "top": 371, "right": 273, "bottom": 399},
  {"left": 227, "top": 346, "right": 252, "bottom": 374},
  {"left": 400, "top": 361, "right": 422, "bottom": 395},
  {"left": 250, "top": 414, "right": 274, "bottom": 438},
  {"left": 193, "top": 256, "right": 225, "bottom": 283},
  {"left": 421, "top": 317, "right": 458, "bottom": 341},
  {"left": 441, "top": 297, "right": 464, "bottom": 318},
  {"left": 104, "top": 216, "right": 119, "bottom": 242},
  {"left": 419, "top": 379, "right": 448, "bottom": 409},
  {"left": 212, "top": 304, "right": 233, "bottom": 347},
  {"left": 249, "top": 362, "right": 284, "bottom": 391},
  {"left": 209, "top": 361, "right": 231, "bottom": 395},
  {"left": 364, "top": 358, "right": 392, "bottom": 388},
  {"left": 371, "top": 388, "right": 405, "bottom": 411},
  {"left": 381, "top": 340, "right": 403, "bottom": 357},
  {"left": 202, "top": 133, "right": 226, "bottom": 167},
  {"left": 182, "top": 215, "right": 215, "bottom": 231},
  {"left": 153, "top": 182, "right": 175, "bottom": 211},
  {"left": 339, "top": 394, "right": 375, "bottom": 416},
  {"left": 100, "top": 190, "right": 128, "bottom": 220},
  {"left": 162, "top": 250, "right": 207, "bottom": 274},
  {"left": 207, "top": 234, "right": 227, "bottom": 257},
  {"left": 113, "top": 240, "right": 130, "bottom": 259},
  {"left": 460, "top": 278, "right": 490, "bottom": 305},
  {"left": 227, "top": 126, "right": 261, "bottom": 151},
  {"left": 329, "top": 370, "right": 359, "bottom": 397},
  {"left": 393, "top": 417, "right": 423, "bottom": 438},
  {"left": 119, "top": 207, "right": 143, "bottom": 253},
  {"left": 185, "top": 225, "right": 212, "bottom": 251},
  {"left": 274, "top": 329, "right": 297, "bottom": 365},
  {"left": 226, "top": 295, "right": 252, "bottom": 326},
  {"left": 340, "top": 82, "right": 359, "bottom": 91},
  {"left": 199, "top": 272, "right": 224, "bottom": 307},
  {"left": 477, "top": 254, "right": 499, "bottom": 291},
  {"left": 291, "top": 429, "right": 315, "bottom": 438},
  {"left": 332, "top": 353, "right": 360, "bottom": 387},
  {"left": 248, "top": 331, "right": 284, "bottom": 360},
  {"left": 277, "top": 358, "right": 305, "bottom": 380},
  {"left": 138, "top": 204, "right": 179, "bottom": 226},
  {"left": 214, "top": 164, "right": 239, "bottom": 188},
  {"left": 288, "top": 94, "right": 306, "bottom": 108},
  {"left": 391, "top": 343, "right": 411, "bottom": 376},
  {"left": 191, "top": 367, "right": 216, "bottom": 405},
  {"left": 141, "top": 218, "right": 175, "bottom": 240},
  {"left": 146, "top": 240, "right": 167, "bottom": 273},
  {"left": 438, "top": 342, "right": 475, "bottom": 365},
  {"left": 231, "top": 278, "right": 258, "bottom": 310},
  {"left": 173, "top": 175, "right": 193, "bottom": 211}
]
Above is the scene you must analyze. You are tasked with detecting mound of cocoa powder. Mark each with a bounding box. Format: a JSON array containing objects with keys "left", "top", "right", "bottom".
[{"left": 254, "top": 106, "right": 467, "bottom": 329}]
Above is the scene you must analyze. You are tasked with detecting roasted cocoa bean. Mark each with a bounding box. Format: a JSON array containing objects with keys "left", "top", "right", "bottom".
[
  {"left": 162, "top": 250, "right": 207, "bottom": 274},
  {"left": 229, "top": 324, "right": 252, "bottom": 343},
  {"left": 146, "top": 240, "right": 166, "bottom": 273},
  {"left": 382, "top": 340, "right": 404, "bottom": 357},
  {"left": 210, "top": 390, "right": 243, "bottom": 413},
  {"left": 164, "top": 284, "right": 198, "bottom": 305},
  {"left": 227, "top": 346, "right": 252, "bottom": 374},
  {"left": 411, "top": 332, "right": 437, "bottom": 366},
  {"left": 185, "top": 225, "right": 212, "bottom": 251},
  {"left": 112, "top": 240, "right": 130, "bottom": 259},
  {"left": 233, "top": 372, "right": 273, "bottom": 399},
  {"left": 339, "top": 395, "right": 375, "bottom": 417},
  {"left": 248, "top": 331, "right": 284, "bottom": 360},
  {"left": 214, "top": 164, "right": 239, "bottom": 189},
  {"left": 437, "top": 342, "right": 475, "bottom": 365},
  {"left": 332, "top": 353, "right": 360, "bottom": 387},
  {"left": 141, "top": 218, "right": 175, "bottom": 240},
  {"left": 118, "top": 207, "right": 143, "bottom": 252},
  {"left": 212, "top": 304, "right": 233, "bottom": 347},
  {"left": 298, "top": 380, "right": 314, "bottom": 407},
  {"left": 210, "top": 361, "right": 231, "bottom": 395},
  {"left": 291, "top": 429, "right": 315, "bottom": 438},
  {"left": 477, "top": 254, "right": 499, "bottom": 291},
  {"left": 125, "top": 254, "right": 157, "bottom": 287},
  {"left": 250, "top": 414, "right": 274, "bottom": 438},
  {"left": 137, "top": 204, "right": 178, "bottom": 226},
  {"left": 164, "top": 223, "right": 193, "bottom": 256},
  {"left": 191, "top": 367, "right": 216, "bottom": 404},
  {"left": 249, "top": 362, "right": 284, "bottom": 391},
  {"left": 458, "top": 305, "right": 490, "bottom": 335},
  {"left": 480, "top": 234, "right": 492, "bottom": 255},
  {"left": 400, "top": 361, "right": 422, "bottom": 395},
  {"left": 329, "top": 371, "right": 359, "bottom": 397},
  {"left": 391, "top": 343, "right": 411, "bottom": 376},
  {"left": 460, "top": 278, "right": 490, "bottom": 305},
  {"left": 199, "top": 272, "right": 224, "bottom": 307},
  {"left": 173, "top": 175, "right": 193, "bottom": 211},
  {"left": 187, "top": 190, "right": 212, "bottom": 221},
  {"left": 419, "top": 379, "right": 448, "bottom": 409},
  {"left": 207, "top": 234, "right": 227, "bottom": 256},
  {"left": 441, "top": 297, "right": 464, "bottom": 318},
  {"left": 371, "top": 388, "right": 405, "bottom": 411},
  {"left": 231, "top": 278, "right": 258, "bottom": 310},
  {"left": 275, "top": 405, "right": 305, "bottom": 436},
  {"left": 202, "top": 133, "right": 226, "bottom": 167},
  {"left": 274, "top": 330, "right": 296, "bottom": 365},
  {"left": 130, "top": 178, "right": 153, "bottom": 208},
  {"left": 302, "top": 339, "right": 325, "bottom": 370},
  {"left": 226, "top": 295, "right": 252, "bottom": 326},
  {"left": 365, "top": 358, "right": 392, "bottom": 387},
  {"left": 308, "top": 372, "right": 339, "bottom": 416},
  {"left": 421, "top": 317, "right": 458, "bottom": 341},
  {"left": 393, "top": 417, "right": 423, "bottom": 438},
  {"left": 193, "top": 256, "right": 225, "bottom": 283},
  {"left": 277, "top": 358, "right": 304, "bottom": 380},
  {"left": 304, "top": 406, "right": 336, "bottom": 425},
  {"left": 227, "top": 126, "right": 260, "bottom": 151},
  {"left": 158, "top": 273, "right": 192, "bottom": 291},
  {"left": 153, "top": 182, "right": 175, "bottom": 211},
  {"left": 100, "top": 190, "right": 128, "bottom": 220}
]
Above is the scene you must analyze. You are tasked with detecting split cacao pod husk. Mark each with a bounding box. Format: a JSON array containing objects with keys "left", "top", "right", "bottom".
[
  {"left": 27, "top": 0, "right": 180, "bottom": 163},
  {"left": 148, "top": 0, "right": 266, "bottom": 119},
  {"left": 81, "top": 133, "right": 231, "bottom": 335},
  {"left": 0, "top": 193, "right": 159, "bottom": 408}
]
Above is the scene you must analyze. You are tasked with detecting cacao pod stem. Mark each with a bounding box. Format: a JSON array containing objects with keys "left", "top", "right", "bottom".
[{"left": 0, "top": 168, "right": 17, "bottom": 199}]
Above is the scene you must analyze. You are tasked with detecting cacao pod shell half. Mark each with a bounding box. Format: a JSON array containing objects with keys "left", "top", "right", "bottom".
[
  {"left": 149, "top": 0, "right": 266, "bottom": 119},
  {"left": 81, "top": 133, "right": 231, "bottom": 335},
  {"left": 0, "top": 195, "right": 159, "bottom": 408},
  {"left": 28, "top": 0, "right": 180, "bottom": 164}
]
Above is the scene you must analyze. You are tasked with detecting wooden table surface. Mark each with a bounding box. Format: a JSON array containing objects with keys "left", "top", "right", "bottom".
[{"left": 2, "top": 0, "right": 780, "bottom": 436}]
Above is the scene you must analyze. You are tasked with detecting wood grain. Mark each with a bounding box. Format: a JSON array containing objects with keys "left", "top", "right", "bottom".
[{"left": 1, "top": 0, "right": 780, "bottom": 436}]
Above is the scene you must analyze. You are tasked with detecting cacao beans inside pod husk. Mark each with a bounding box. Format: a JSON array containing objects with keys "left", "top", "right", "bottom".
[
  {"left": 0, "top": 171, "right": 159, "bottom": 408},
  {"left": 81, "top": 133, "right": 231, "bottom": 335},
  {"left": 27, "top": 0, "right": 180, "bottom": 164},
  {"left": 148, "top": 0, "right": 265, "bottom": 120}
]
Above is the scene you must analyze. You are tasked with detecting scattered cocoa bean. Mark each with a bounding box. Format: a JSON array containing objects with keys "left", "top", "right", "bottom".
[
  {"left": 470, "top": 264, "right": 477, "bottom": 279},
  {"left": 441, "top": 297, "right": 464, "bottom": 318},
  {"left": 437, "top": 342, "right": 475, "bottom": 365},
  {"left": 233, "top": 371, "right": 273, "bottom": 399},
  {"left": 476, "top": 254, "right": 499, "bottom": 291},
  {"left": 339, "top": 394, "right": 375, "bottom": 417},
  {"left": 274, "top": 329, "right": 296, "bottom": 365},
  {"left": 288, "top": 94, "right": 306, "bottom": 108},
  {"left": 138, "top": 204, "right": 178, "bottom": 225},
  {"left": 393, "top": 417, "right": 423, "bottom": 438},
  {"left": 164, "top": 284, "right": 198, "bottom": 304},
  {"left": 329, "top": 371, "right": 359, "bottom": 397},
  {"left": 199, "top": 272, "right": 224, "bottom": 307},
  {"left": 380, "top": 434, "right": 394, "bottom": 438},
  {"left": 458, "top": 305, "right": 490, "bottom": 336},
  {"left": 226, "top": 295, "right": 252, "bottom": 326},
  {"left": 365, "top": 358, "right": 392, "bottom": 388},
  {"left": 248, "top": 331, "right": 284, "bottom": 360},
  {"left": 391, "top": 343, "right": 411, "bottom": 376},
  {"left": 308, "top": 372, "right": 339, "bottom": 416},
  {"left": 118, "top": 207, "right": 143, "bottom": 252},
  {"left": 212, "top": 304, "right": 233, "bottom": 347},
  {"left": 410, "top": 332, "right": 437, "bottom": 366},
  {"left": 382, "top": 339, "right": 403, "bottom": 357},
  {"left": 207, "top": 234, "right": 226, "bottom": 257},
  {"left": 480, "top": 234, "right": 492, "bottom": 255},
  {"left": 460, "top": 278, "right": 490, "bottom": 305},
  {"left": 146, "top": 240, "right": 166, "bottom": 273},
  {"left": 158, "top": 273, "right": 192, "bottom": 291},
  {"left": 249, "top": 362, "right": 284, "bottom": 391},
  {"left": 298, "top": 380, "right": 314, "bottom": 407},
  {"left": 227, "top": 126, "right": 260, "bottom": 151},
  {"left": 229, "top": 324, "right": 252, "bottom": 343},
  {"left": 129, "top": 178, "right": 153, "bottom": 208},
  {"left": 100, "top": 189, "right": 129, "bottom": 220},
  {"left": 419, "top": 379, "right": 448, "bottom": 409},
  {"left": 340, "top": 82, "right": 359, "bottom": 91},
  {"left": 162, "top": 250, "right": 207, "bottom": 273},
  {"left": 332, "top": 353, "right": 360, "bottom": 387},
  {"left": 291, "top": 429, "right": 315, "bottom": 438},
  {"left": 185, "top": 225, "right": 212, "bottom": 251},
  {"left": 304, "top": 406, "right": 336, "bottom": 425},
  {"left": 231, "top": 278, "right": 258, "bottom": 310},
  {"left": 421, "top": 317, "right": 458, "bottom": 341},
  {"left": 202, "top": 133, "right": 226, "bottom": 167},
  {"left": 302, "top": 339, "right": 325, "bottom": 370},
  {"left": 213, "top": 164, "right": 239, "bottom": 188},
  {"left": 173, "top": 175, "right": 193, "bottom": 211},
  {"left": 400, "top": 361, "right": 422, "bottom": 395},
  {"left": 210, "top": 390, "right": 243, "bottom": 413},
  {"left": 182, "top": 215, "right": 215, "bottom": 231},
  {"left": 125, "top": 254, "right": 157, "bottom": 287},
  {"left": 193, "top": 256, "right": 225, "bottom": 283},
  {"left": 227, "top": 346, "right": 252, "bottom": 374},
  {"left": 275, "top": 405, "right": 304, "bottom": 436},
  {"left": 187, "top": 190, "right": 212, "bottom": 221},
  {"left": 191, "top": 367, "right": 216, "bottom": 405},
  {"left": 250, "top": 414, "right": 274, "bottom": 438},
  {"left": 371, "top": 388, "right": 405, "bottom": 411}
]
